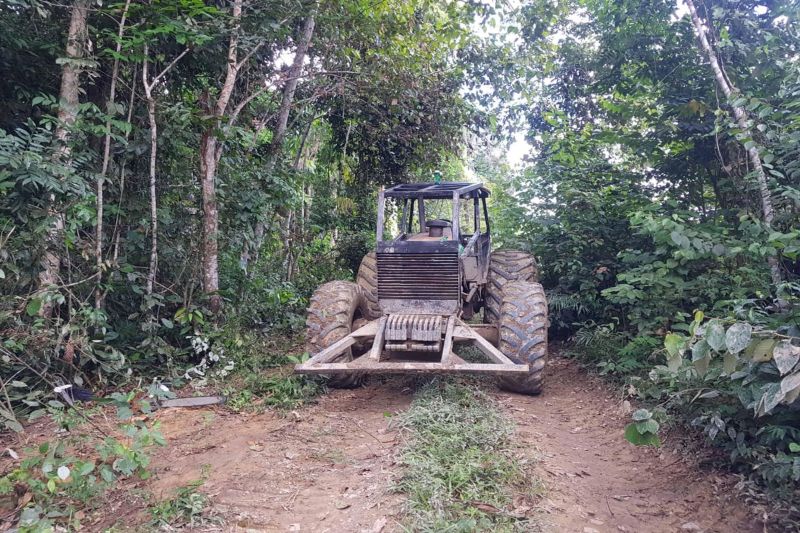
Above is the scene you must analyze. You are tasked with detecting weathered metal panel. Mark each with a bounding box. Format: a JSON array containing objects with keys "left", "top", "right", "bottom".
[
  {"left": 379, "top": 298, "right": 459, "bottom": 315},
  {"left": 377, "top": 240, "right": 458, "bottom": 254},
  {"left": 377, "top": 251, "right": 460, "bottom": 303}
]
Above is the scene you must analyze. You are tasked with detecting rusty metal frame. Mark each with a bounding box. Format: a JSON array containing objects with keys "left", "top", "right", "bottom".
[{"left": 295, "top": 317, "right": 528, "bottom": 376}]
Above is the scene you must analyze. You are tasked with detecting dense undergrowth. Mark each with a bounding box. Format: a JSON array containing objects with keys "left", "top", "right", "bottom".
[
  {"left": 565, "top": 311, "right": 800, "bottom": 527},
  {"left": 0, "top": 326, "right": 322, "bottom": 530},
  {"left": 394, "top": 381, "right": 542, "bottom": 532},
  {"left": 482, "top": 0, "right": 800, "bottom": 525}
]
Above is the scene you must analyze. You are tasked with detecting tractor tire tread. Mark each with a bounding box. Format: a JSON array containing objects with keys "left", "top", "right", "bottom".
[
  {"left": 306, "top": 280, "right": 366, "bottom": 388},
  {"left": 497, "top": 281, "right": 548, "bottom": 395},
  {"left": 356, "top": 252, "right": 382, "bottom": 319},
  {"left": 485, "top": 250, "right": 539, "bottom": 324}
]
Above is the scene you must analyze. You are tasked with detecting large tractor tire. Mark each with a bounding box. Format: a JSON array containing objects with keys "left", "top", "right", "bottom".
[
  {"left": 496, "top": 281, "right": 548, "bottom": 395},
  {"left": 356, "top": 251, "right": 382, "bottom": 319},
  {"left": 485, "top": 250, "right": 539, "bottom": 324},
  {"left": 306, "top": 280, "right": 368, "bottom": 388}
]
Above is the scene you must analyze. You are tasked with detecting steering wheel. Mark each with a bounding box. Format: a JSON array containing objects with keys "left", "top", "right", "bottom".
[{"left": 426, "top": 218, "right": 452, "bottom": 228}]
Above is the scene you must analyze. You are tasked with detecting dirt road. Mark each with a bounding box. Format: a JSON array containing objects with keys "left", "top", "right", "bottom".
[
  {"left": 497, "top": 358, "right": 757, "bottom": 533},
  {"left": 137, "top": 356, "right": 757, "bottom": 532}
]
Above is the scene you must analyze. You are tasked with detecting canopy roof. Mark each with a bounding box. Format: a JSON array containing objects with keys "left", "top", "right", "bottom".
[{"left": 384, "top": 182, "right": 490, "bottom": 199}]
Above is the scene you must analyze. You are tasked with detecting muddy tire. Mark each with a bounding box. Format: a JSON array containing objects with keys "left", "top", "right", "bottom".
[
  {"left": 356, "top": 251, "right": 382, "bottom": 319},
  {"left": 306, "top": 280, "right": 367, "bottom": 389},
  {"left": 485, "top": 250, "right": 539, "bottom": 324},
  {"left": 496, "top": 281, "right": 547, "bottom": 395}
]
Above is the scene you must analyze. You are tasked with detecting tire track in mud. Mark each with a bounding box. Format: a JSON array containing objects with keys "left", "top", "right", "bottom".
[
  {"left": 139, "top": 356, "right": 758, "bottom": 532},
  {"left": 497, "top": 356, "right": 759, "bottom": 533},
  {"left": 147, "top": 383, "right": 412, "bottom": 532}
]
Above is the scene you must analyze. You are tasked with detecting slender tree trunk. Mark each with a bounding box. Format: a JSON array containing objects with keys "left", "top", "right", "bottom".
[
  {"left": 54, "top": 0, "right": 89, "bottom": 150},
  {"left": 38, "top": 0, "right": 90, "bottom": 318},
  {"left": 198, "top": 0, "right": 243, "bottom": 313},
  {"left": 242, "top": 13, "right": 316, "bottom": 272},
  {"left": 145, "top": 95, "right": 158, "bottom": 296},
  {"left": 685, "top": 0, "right": 782, "bottom": 287},
  {"left": 200, "top": 132, "right": 221, "bottom": 312},
  {"left": 268, "top": 14, "right": 316, "bottom": 167},
  {"left": 95, "top": 0, "right": 132, "bottom": 308},
  {"left": 141, "top": 44, "right": 189, "bottom": 299},
  {"left": 111, "top": 67, "right": 137, "bottom": 270}
]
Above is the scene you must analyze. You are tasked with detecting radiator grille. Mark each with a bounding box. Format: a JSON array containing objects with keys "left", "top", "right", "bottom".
[{"left": 377, "top": 253, "right": 460, "bottom": 300}]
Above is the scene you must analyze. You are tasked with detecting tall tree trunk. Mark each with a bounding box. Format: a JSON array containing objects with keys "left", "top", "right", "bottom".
[
  {"left": 96, "top": 0, "right": 132, "bottom": 309},
  {"left": 242, "top": 13, "right": 316, "bottom": 273},
  {"left": 111, "top": 67, "right": 137, "bottom": 270},
  {"left": 268, "top": 14, "right": 316, "bottom": 167},
  {"left": 54, "top": 0, "right": 89, "bottom": 150},
  {"left": 685, "top": 0, "right": 782, "bottom": 287},
  {"left": 145, "top": 94, "right": 159, "bottom": 297},
  {"left": 141, "top": 44, "right": 189, "bottom": 299},
  {"left": 38, "top": 0, "right": 90, "bottom": 318},
  {"left": 198, "top": 0, "right": 242, "bottom": 314},
  {"left": 200, "top": 131, "right": 222, "bottom": 313}
]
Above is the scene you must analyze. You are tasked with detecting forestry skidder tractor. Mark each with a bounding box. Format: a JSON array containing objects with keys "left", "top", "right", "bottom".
[{"left": 295, "top": 182, "right": 548, "bottom": 394}]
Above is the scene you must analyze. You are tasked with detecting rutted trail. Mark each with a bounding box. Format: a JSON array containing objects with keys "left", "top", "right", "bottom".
[
  {"left": 123, "top": 355, "right": 759, "bottom": 532},
  {"left": 142, "top": 383, "right": 412, "bottom": 532},
  {"left": 498, "top": 357, "right": 758, "bottom": 533}
]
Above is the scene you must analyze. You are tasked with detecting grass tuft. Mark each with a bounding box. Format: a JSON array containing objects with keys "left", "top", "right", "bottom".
[
  {"left": 394, "top": 381, "right": 541, "bottom": 532},
  {"left": 148, "top": 479, "right": 215, "bottom": 529}
]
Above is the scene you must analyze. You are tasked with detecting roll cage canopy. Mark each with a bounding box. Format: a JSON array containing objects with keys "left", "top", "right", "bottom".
[
  {"left": 384, "top": 182, "right": 491, "bottom": 200},
  {"left": 377, "top": 181, "right": 491, "bottom": 245}
]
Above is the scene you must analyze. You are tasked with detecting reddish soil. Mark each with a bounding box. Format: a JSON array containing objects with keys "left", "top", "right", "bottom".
[
  {"left": 2, "top": 355, "right": 761, "bottom": 532},
  {"left": 145, "top": 381, "right": 412, "bottom": 532},
  {"left": 498, "top": 357, "right": 759, "bottom": 533}
]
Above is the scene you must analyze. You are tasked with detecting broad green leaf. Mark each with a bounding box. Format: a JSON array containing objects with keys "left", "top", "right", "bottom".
[
  {"left": 725, "top": 323, "right": 752, "bottom": 354},
  {"left": 79, "top": 461, "right": 95, "bottom": 475},
  {"left": 667, "top": 352, "right": 682, "bottom": 372},
  {"left": 693, "top": 355, "right": 710, "bottom": 376},
  {"left": 789, "top": 443, "right": 800, "bottom": 453},
  {"left": 635, "top": 418, "right": 659, "bottom": 434},
  {"left": 624, "top": 423, "right": 661, "bottom": 447},
  {"left": 26, "top": 298, "right": 42, "bottom": 317},
  {"left": 100, "top": 466, "right": 116, "bottom": 483},
  {"left": 706, "top": 320, "right": 725, "bottom": 351},
  {"left": 632, "top": 408, "right": 651, "bottom": 421},
  {"left": 722, "top": 353, "right": 737, "bottom": 375},
  {"left": 4, "top": 419, "right": 23, "bottom": 433},
  {"left": 780, "top": 371, "right": 800, "bottom": 397},
  {"left": 748, "top": 339, "right": 776, "bottom": 363},
  {"left": 664, "top": 333, "right": 685, "bottom": 357},
  {"left": 784, "top": 379, "right": 800, "bottom": 405},
  {"left": 773, "top": 341, "right": 800, "bottom": 375},
  {"left": 692, "top": 340, "right": 710, "bottom": 362},
  {"left": 757, "top": 382, "right": 784, "bottom": 416}
]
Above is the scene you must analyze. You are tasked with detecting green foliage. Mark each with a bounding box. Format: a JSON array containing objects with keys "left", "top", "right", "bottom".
[
  {"left": 623, "top": 409, "right": 661, "bottom": 447},
  {"left": 394, "top": 381, "right": 539, "bottom": 532},
  {"left": 481, "top": 0, "right": 800, "bottom": 518},
  {"left": 657, "top": 312, "right": 800, "bottom": 418},
  {"left": 0, "top": 0, "right": 489, "bottom": 428},
  {"left": 215, "top": 327, "right": 320, "bottom": 411},
  {"left": 0, "top": 395, "right": 165, "bottom": 530},
  {"left": 148, "top": 479, "right": 212, "bottom": 529}
]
